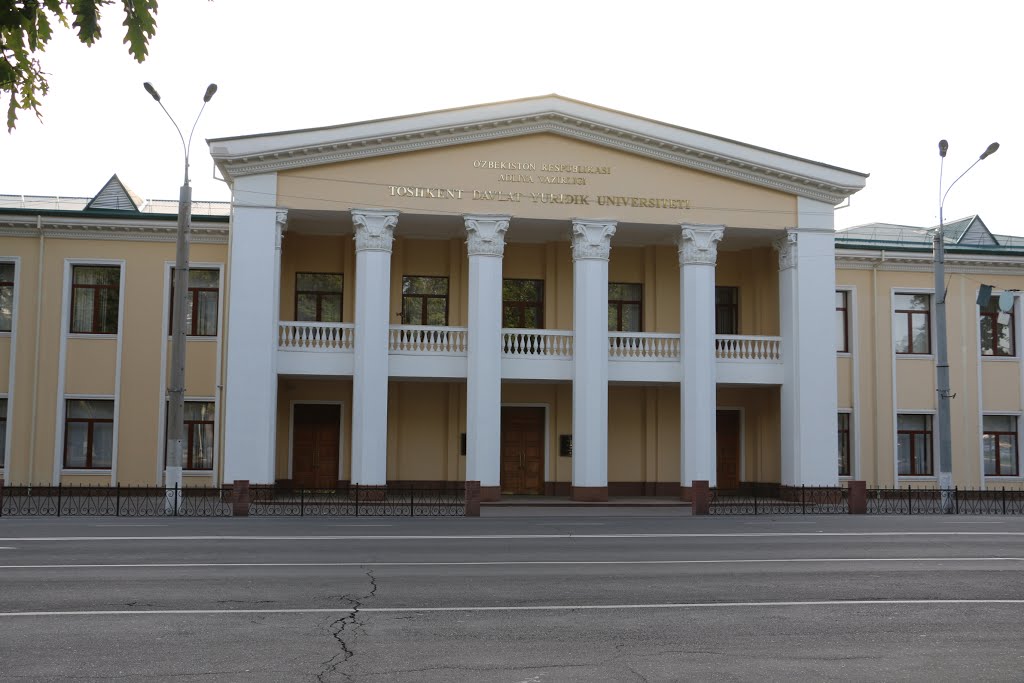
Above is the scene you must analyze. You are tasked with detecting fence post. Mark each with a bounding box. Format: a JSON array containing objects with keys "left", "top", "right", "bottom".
[
  {"left": 116, "top": 482, "right": 120, "bottom": 517},
  {"left": 300, "top": 487, "right": 305, "bottom": 518},
  {"left": 231, "top": 480, "right": 250, "bottom": 517},
  {"left": 410, "top": 486, "right": 415, "bottom": 517},
  {"left": 907, "top": 484, "right": 911, "bottom": 515},
  {"left": 465, "top": 480, "right": 481, "bottom": 517},
  {"left": 691, "top": 480, "right": 710, "bottom": 516},
  {"left": 801, "top": 485, "right": 806, "bottom": 514},
  {"left": 57, "top": 482, "right": 62, "bottom": 518},
  {"left": 954, "top": 486, "right": 959, "bottom": 515},
  {"left": 1003, "top": 487, "right": 1007, "bottom": 515},
  {"left": 355, "top": 485, "right": 360, "bottom": 517},
  {"left": 174, "top": 483, "right": 179, "bottom": 517},
  {"left": 848, "top": 481, "right": 866, "bottom": 514},
  {"left": 0, "top": 474, "right": 4, "bottom": 518}
]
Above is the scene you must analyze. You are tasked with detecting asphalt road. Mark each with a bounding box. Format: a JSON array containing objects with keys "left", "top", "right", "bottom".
[{"left": 2, "top": 512, "right": 1024, "bottom": 681}]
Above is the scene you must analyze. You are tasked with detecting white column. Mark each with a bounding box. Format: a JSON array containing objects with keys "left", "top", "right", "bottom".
[
  {"left": 464, "top": 214, "right": 509, "bottom": 500},
  {"left": 678, "top": 225, "right": 724, "bottom": 491},
  {"left": 223, "top": 174, "right": 283, "bottom": 484},
  {"left": 775, "top": 198, "right": 839, "bottom": 485},
  {"left": 570, "top": 219, "right": 616, "bottom": 501},
  {"left": 351, "top": 208, "right": 399, "bottom": 486}
]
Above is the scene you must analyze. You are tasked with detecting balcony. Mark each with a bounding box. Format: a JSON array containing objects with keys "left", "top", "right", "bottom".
[{"left": 276, "top": 321, "right": 782, "bottom": 384}]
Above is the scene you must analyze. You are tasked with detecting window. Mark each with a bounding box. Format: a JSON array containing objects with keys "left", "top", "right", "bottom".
[
  {"left": 0, "top": 397, "right": 7, "bottom": 468},
  {"left": 70, "top": 266, "right": 120, "bottom": 334},
  {"left": 296, "top": 273, "right": 343, "bottom": 323},
  {"left": 402, "top": 276, "right": 448, "bottom": 325},
  {"left": 170, "top": 268, "right": 220, "bottom": 336},
  {"left": 980, "top": 296, "right": 1015, "bottom": 357},
  {"left": 836, "top": 290, "right": 849, "bottom": 353},
  {"left": 838, "top": 412, "right": 851, "bottom": 476},
  {"left": 983, "top": 415, "right": 1018, "bottom": 477},
  {"left": 503, "top": 279, "right": 544, "bottom": 329},
  {"left": 166, "top": 401, "right": 216, "bottom": 471},
  {"left": 897, "top": 414, "right": 933, "bottom": 476},
  {"left": 893, "top": 293, "right": 931, "bottom": 354},
  {"left": 715, "top": 286, "right": 739, "bottom": 335},
  {"left": 608, "top": 283, "right": 642, "bottom": 332},
  {"left": 64, "top": 399, "right": 114, "bottom": 469},
  {"left": 0, "top": 263, "right": 13, "bottom": 333}
]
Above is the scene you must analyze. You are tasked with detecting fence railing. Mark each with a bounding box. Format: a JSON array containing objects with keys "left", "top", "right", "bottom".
[
  {"left": 501, "top": 329, "right": 574, "bottom": 358},
  {"left": 279, "top": 321, "right": 354, "bottom": 352},
  {"left": 608, "top": 332, "right": 680, "bottom": 359},
  {"left": 715, "top": 335, "right": 782, "bottom": 361},
  {"left": 388, "top": 325, "right": 468, "bottom": 354},
  {"left": 709, "top": 484, "right": 849, "bottom": 514},
  {"left": 866, "top": 487, "right": 1024, "bottom": 515},
  {"left": 249, "top": 484, "right": 465, "bottom": 517},
  {"left": 0, "top": 484, "right": 231, "bottom": 517}
]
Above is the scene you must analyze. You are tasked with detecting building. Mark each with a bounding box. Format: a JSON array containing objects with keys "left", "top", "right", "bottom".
[{"left": 1, "top": 96, "right": 1020, "bottom": 499}]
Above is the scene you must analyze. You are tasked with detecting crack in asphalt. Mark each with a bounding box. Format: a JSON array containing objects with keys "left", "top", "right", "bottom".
[{"left": 316, "top": 568, "right": 378, "bottom": 683}]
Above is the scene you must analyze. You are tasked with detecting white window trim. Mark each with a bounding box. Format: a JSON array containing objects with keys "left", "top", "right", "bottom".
[
  {"left": 978, "top": 291, "right": 1019, "bottom": 361},
  {"left": 54, "top": 259, "right": 125, "bottom": 484},
  {"left": 155, "top": 262, "right": 225, "bottom": 485}
]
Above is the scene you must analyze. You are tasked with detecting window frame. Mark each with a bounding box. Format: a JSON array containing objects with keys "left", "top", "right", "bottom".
[
  {"left": 295, "top": 272, "right": 343, "bottom": 323},
  {"left": 982, "top": 414, "right": 1019, "bottom": 477},
  {"left": 165, "top": 400, "right": 217, "bottom": 471},
  {"left": 893, "top": 292, "right": 932, "bottom": 355},
  {"left": 608, "top": 282, "right": 643, "bottom": 332},
  {"left": 838, "top": 411, "right": 852, "bottom": 477},
  {"left": 896, "top": 413, "right": 934, "bottom": 477},
  {"left": 836, "top": 290, "right": 850, "bottom": 354},
  {"left": 502, "top": 279, "right": 545, "bottom": 329},
  {"left": 715, "top": 286, "right": 739, "bottom": 335},
  {"left": 63, "top": 399, "right": 115, "bottom": 470},
  {"left": 0, "top": 262, "right": 14, "bottom": 334},
  {"left": 979, "top": 295, "right": 1016, "bottom": 358},
  {"left": 169, "top": 267, "right": 221, "bottom": 337},
  {"left": 69, "top": 264, "right": 121, "bottom": 335},
  {"left": 401, "top": 275, "right": 450, "bottom": 326}
]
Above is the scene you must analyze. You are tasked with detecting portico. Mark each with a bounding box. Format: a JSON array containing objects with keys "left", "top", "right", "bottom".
[{"left": 210, "top": 95, "right": 866, "bottom": 497}]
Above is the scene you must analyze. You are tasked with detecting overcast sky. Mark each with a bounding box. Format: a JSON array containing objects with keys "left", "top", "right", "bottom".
[{"left": 1, "top": 1, "right": 1020, "bottom": 234}]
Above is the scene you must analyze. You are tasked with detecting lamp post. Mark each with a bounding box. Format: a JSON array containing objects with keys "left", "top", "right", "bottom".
[
  {"left": 143, "top": 82, "right": 217, "bottom": 507},
  {"left": 934, "top": 139, "right": 998, "bottom": 509}
]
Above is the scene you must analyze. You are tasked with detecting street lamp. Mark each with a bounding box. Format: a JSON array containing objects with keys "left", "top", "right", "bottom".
[
  {"left": 143, "top": 82, "right": 217, "bottom": 506},
  {"left": 934, "top": 139, "right": 998, "bottom": 508}
]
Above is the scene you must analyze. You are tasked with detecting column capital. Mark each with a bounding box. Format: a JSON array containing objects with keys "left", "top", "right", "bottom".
[
  {"left": 677, "top": 224, "right": 724, "bottom": 266},
  {"left": 464, "top": 214, "right": 510, "bottom": 257},
  {"left": 570, "top": 219, "right": 617, "bottom": 260},
  {"left": 351, "top": 208, "right": 399, "bottom": 252},
  {"left": 773, "top": 230, "right": 798, "bottom": 271},
  {"left": 275, "top": 209, "right": 289, "bottom": 230}
]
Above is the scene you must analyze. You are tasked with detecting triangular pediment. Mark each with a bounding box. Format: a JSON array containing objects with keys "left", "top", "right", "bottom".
[{"left": 209, "top": 95, "right": 867, "bottom": 205}]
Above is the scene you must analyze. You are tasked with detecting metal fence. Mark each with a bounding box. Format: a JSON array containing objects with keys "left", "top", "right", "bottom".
[
  {"left": 709, "top": 484, "right": 849, "bottom": 515},
  {"left": 0, "top": 485, "right": 231, "bottom": 517},
  {"left": 866, "top": 487, "right": 1024, "bottom": 515},
  {"left": 249, "top": 485, "right": 466, "bottom": 517},
  {"left": 708, "top": 484, "right": 1024, "bottom": 515}
]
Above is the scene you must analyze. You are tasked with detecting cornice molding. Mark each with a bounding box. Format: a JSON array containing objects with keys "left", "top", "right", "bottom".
[
  {"left": 0, "top": 217, "right": 228, "bottom": 244},
  {"left": 836, "top": 251, "right": 1024, "bottom": 275},
  {"left": 213, "top": 113, "right": 861, "bottom": 204}
]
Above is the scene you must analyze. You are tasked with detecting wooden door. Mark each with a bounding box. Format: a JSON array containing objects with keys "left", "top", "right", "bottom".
[
  {"left": 500, "top": 407, "right": 545, "bottom": 494},
  {"left": 292, "top": 404, "right": 341, "bottom": 489},
  {"left": 716, "top": 410, "right": 741, "bottom": 490}
]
